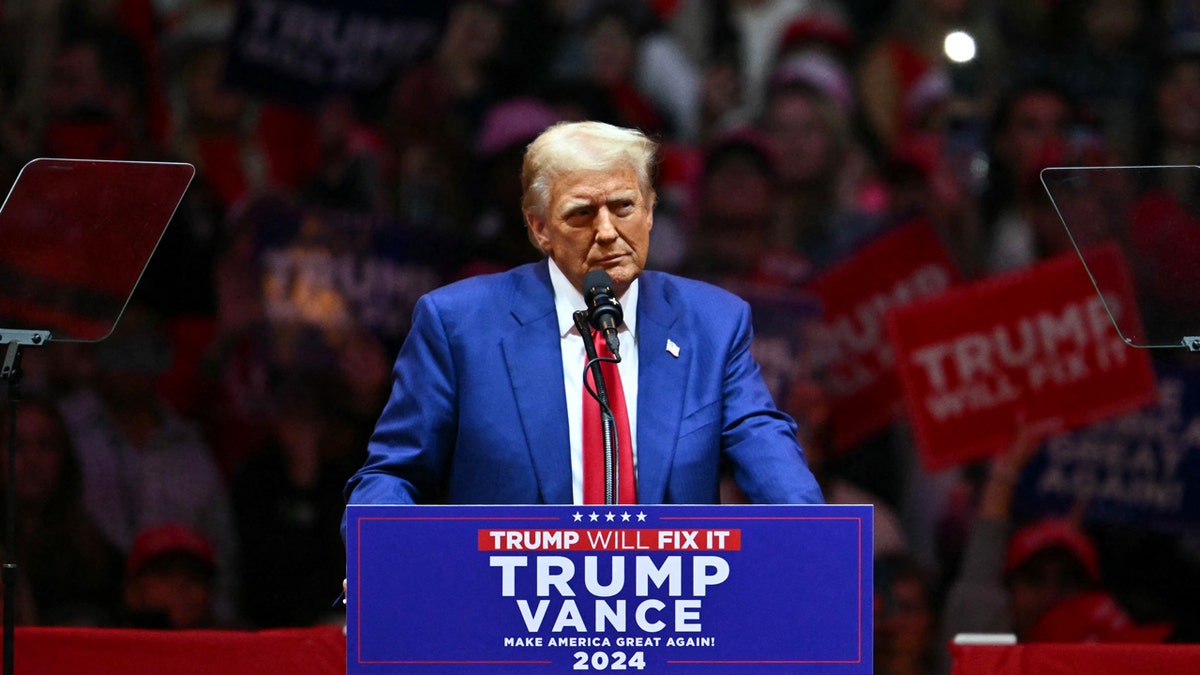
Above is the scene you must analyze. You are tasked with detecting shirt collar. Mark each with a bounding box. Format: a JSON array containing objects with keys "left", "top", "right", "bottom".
[{"left": 548, "top": 258, "right": 639, "bottom": 341}]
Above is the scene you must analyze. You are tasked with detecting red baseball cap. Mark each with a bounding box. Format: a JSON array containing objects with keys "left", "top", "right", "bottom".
[
  {"left": 777, "top": 13, "right": 856, "bottom": 57},
  {"left": 127, "top": 523, "right": 216, "bottom": 577},
  {"left": 1005, "top": 519, "right": 1101, "bottom": 584}
]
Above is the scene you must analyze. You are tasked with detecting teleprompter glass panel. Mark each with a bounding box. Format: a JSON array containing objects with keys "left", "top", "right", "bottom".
[
  {"left": 1042, "top": 165, "right": 1200, "bottom": 350},
  {"left": 0, "top": 158, "right": 194, "bottom": 342}
]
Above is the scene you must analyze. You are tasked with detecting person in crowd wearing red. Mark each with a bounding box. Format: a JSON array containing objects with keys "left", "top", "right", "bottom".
[{"left": 121, "top": 523, "right": 222, "bottom": 629}]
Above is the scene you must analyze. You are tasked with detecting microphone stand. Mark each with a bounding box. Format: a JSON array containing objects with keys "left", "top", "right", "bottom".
[
  {"left": 1, "top": 329, "right": 49, "bottom": 675},
  {"left": 573, "top": 312, "right": 620, "bottom": 505}
]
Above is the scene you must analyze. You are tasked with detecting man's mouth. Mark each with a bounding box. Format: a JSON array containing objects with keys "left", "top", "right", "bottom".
[{"left": 596, "top": 253, "right": 627, "bottom": 266}]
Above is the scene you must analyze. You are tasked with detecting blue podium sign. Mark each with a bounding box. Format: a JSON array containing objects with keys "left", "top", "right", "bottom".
[{"left": 346, "top": 504, "right": 873, "bottom": 675}]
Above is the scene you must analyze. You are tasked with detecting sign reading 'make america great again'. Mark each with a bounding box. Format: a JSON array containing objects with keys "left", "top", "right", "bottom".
[{"left": 346, "top": 504, "right": 873, "bottom": 675}]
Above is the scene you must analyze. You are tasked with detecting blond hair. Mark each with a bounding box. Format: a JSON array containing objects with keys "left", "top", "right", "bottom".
[{"left": 521, "top": 121, "right": 658, "bottom": 221}]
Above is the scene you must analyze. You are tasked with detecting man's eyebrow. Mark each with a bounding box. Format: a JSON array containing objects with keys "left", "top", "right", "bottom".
[
  {"left": 608, "top": 190, "right": 639, "bottom": 202},
  {"left": 557, "top": 197, "right": 595, "bottom": 215}
]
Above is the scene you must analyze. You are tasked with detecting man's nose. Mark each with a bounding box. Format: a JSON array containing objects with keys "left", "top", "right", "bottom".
[{"left": 595, "top": 208, "right": 618, "bottom": 240}]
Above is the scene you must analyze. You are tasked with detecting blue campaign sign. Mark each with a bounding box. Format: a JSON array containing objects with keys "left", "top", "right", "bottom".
[
  {"left": 346, "top": 504, "right": 873, "bottom": 675},
  {"left": 225, "top": 0, "right": 448, "bottom": 102},
  {"left": 251, "top": 202, "right": 453, "bottom": 346},
  {"left": 1014, "top": 363, "right": 1200, "bottom": 533}
]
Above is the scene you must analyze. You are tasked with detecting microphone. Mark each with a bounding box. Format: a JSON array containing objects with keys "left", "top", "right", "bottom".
[{"left": 582, "top": 269, "right": 624, "bottom": 359}]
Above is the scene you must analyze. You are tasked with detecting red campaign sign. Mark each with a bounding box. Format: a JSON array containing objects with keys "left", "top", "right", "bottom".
[
  {"left": 806, "top": 222, "right": 960, "bottom": 452},
  {"left": 887, "top": 245, "right": 1157, "bottom": 471}
]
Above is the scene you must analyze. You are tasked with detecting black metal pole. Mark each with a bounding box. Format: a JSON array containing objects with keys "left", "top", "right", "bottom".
[{"left": 2, "top": 341, "right": 22, "bottom": 675}]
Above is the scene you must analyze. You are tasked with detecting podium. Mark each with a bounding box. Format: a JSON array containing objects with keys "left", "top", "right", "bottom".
[{"left": 345, "top": 504, "right": 873, "bottom": 675}]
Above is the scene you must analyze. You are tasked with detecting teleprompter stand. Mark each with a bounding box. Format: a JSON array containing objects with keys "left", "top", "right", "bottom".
[
  {"left": 2, "top": 329, "right": 47, "bottom": 675},
  {"left": 0, "top": 158, "right": 194, "bottom": 675}
]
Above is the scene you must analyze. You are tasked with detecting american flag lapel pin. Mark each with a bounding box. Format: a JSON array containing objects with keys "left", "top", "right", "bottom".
[{"left": 666, "top": 339, "right": 680, "bottom": 358}]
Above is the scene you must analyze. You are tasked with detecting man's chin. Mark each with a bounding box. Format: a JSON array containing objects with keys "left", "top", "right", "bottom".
[{"left": 603, "top": 264, "right": 642, "bottom": 294}]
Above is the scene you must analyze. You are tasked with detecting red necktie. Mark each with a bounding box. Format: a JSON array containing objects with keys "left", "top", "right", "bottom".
[{"left": 582, "top": 330, "right": 636, "bottom": 504}]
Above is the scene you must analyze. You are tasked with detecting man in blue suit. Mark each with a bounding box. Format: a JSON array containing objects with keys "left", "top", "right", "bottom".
[{"left": 344, "top": 121, "right": 822, "bottom": 508}]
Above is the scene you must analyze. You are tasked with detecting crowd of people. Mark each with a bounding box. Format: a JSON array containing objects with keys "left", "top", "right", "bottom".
[{"left": 2, "top": 0, "right": 1200, "bottom": 671}]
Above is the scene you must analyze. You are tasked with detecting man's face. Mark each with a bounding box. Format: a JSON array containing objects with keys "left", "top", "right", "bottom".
[
  {"left": 1001, "top": 92, "right": 1070, "bottom": 177},
  {"left": 47, "top": 44, "right": 108, "bottom": 117},
  {"left": 1157, "top": 60, "right": 1200, "bottom": 143},
  {"left": 528, "top": 164, "right": 653, "bottom": 295},
  {"left": 1008, "top": 552, "right": 1091, "bottom": 639},
  {"left": 11, "top": 406, "right": 65, "bottom": 505},
  {"left": 125, "top": 568, "right": 213, "bottom": 629},
  {"left": 765, "top": 93, "right": 835, "bottom": 186},
  {"left": 874, "top": 578, "right": 933, "bottom": 659}
]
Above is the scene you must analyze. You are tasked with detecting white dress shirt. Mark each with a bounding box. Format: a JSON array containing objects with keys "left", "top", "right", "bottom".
[{"left": 547, "top": 259, "right": 640, "bottom": 504}]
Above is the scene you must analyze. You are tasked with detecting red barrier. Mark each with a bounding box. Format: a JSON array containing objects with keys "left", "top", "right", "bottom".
[
  {"left": 951, "top": 643, "right": 1200, "bottom": 675},
  {"left": 14, "top": 625, "right": 344, "bottom": 675}
]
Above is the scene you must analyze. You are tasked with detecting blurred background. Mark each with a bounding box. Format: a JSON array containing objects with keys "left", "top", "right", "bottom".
[{"left": 1, "top": 0, "right": 1199, "bottom": 672}]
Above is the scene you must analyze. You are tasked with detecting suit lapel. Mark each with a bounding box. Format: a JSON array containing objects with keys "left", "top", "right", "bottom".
[
  {"left": 502, "top": 262, "right": 574, "bottom": 503},
  {"left": 634, "top": 273, "right": 686, "bottom": 503}
]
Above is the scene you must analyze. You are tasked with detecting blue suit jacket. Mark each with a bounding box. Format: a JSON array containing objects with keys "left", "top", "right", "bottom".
[{"left": 344, "top": 261, "right": 822, "bottom": 506}]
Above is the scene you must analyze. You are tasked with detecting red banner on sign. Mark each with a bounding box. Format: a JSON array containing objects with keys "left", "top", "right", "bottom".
[
  {"left": 806, "top": 222, "right": 961, "bottom": 452},
  {"left": 477, "top": 529, "right": 743, "bottom": 552},
  {"left": 887, "top": 245, "right": 1157, "bottom": 471}
]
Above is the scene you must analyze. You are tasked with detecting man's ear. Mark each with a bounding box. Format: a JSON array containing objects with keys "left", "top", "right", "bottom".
[{"left": 524, "top": 212, "right": 549, "bottom": 253}]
